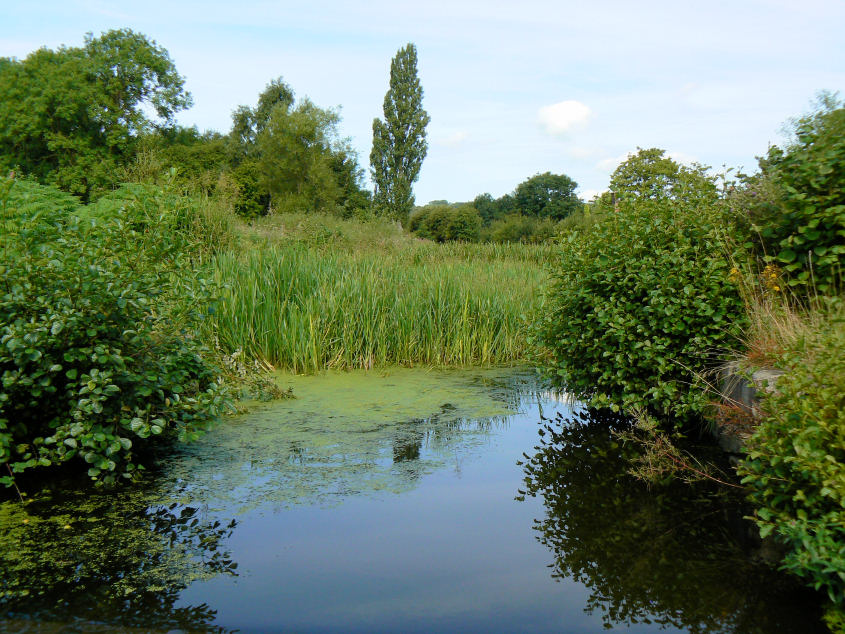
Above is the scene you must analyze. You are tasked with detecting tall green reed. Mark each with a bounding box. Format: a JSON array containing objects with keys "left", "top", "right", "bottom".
[{"left": 207, "top": 245, "right": 545, "bottom": 372}]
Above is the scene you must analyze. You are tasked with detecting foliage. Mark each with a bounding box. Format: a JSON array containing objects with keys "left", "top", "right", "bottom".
[
  {"left": 330, "top": 146, "right": 373, "bottom": 216},
  {"left": 229, "top": 77, "right": 295, "bottom": 152},
  {"left": 513, "top": 171, "right": 582, "bottom": 219},
  {"left": 519, "top": 408, "right": 826, "bottom": 633},
  {"left": 130, "top": 127, "right": 231, "bottom": 195},
  {"left": 227, "top": 78, "right": 369, "bottom": 218},
  {"left": 738, "top": 300, "right": 845, "bottom": 606},
  {"left": 556, "top": 205, "right": 607, "bottom": 234},
  {"left": 371, "top": 43, "right": 430, "bottom": 221},
  {"left": 230, "top": 159, "right": 271, "bottom": 219},
  {"left": 481, "top": 213, "right": 559, "bottom": 244},
  {"left": 207, "top": 239, "right": 545, "bottom": 372},
  {"left": 535, "top": 198, "right": 747, "bottom": 425},
  {"left": 408, "top": 203, "right": 482, "bottom": 242},
  {"left": 0, "top": 178, "right": 230, "bottom": 484},
  {"left": 0, "top": 29, "right": 191, "bottom": 200},
  {"left": 242, "top": 209, "right": 552, "bottom": 265},
  {"left": 256, "top": 98, "right": 344, "bottom": 213},
  {"left": 610, "top": 147, "right": 718, "bottom": 207},
  {"left": 473, "top": 192, "right": 515, "bottom": 224},
  {"left": 742, "top": 93, "right": 845, "bottom": 295},
  {"left": 472, "top": 171, "right": 581, "bottom": 227}
]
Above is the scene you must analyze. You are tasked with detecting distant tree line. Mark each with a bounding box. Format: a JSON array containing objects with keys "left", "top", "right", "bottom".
[
  {"left": 1, "top": 28, "right": 589, "bottom": 243},
  {"left": 409, "top": 171, "right": 584, "bottom": 243}
]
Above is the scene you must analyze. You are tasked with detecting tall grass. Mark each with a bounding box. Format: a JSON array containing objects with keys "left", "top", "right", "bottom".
[
  {"left": 207, "top": 244, "right": 545, "bottom": 372},
  {"left": 243, "top": 210, "right": 553, "bottom": 265}
]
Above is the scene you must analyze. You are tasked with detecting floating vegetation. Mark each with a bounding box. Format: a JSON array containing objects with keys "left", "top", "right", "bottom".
[{"left": 160, "top": 368, "right": 534, "bottom": 512}]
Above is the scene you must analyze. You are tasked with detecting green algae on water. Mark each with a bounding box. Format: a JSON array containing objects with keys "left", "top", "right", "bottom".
[
  {"left": 160, "top": 367, "right": 532, "bottom": 512},
  {"left": 0, "top": 367, "right": 540, "bottom": 630}
]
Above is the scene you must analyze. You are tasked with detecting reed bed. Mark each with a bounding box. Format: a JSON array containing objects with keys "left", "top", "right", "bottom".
[
  {"left": 244, "top": 211, "right": 554, "bottom": 266},
  {"left": 207, "top": 244, "right": 546, "bottom": 372}
]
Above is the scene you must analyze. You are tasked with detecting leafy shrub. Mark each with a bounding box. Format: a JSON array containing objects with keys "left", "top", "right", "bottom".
[
  {"left": 481, "top": 213, "right": 558, "bottom": 244},
  {"left": 0, "top": 179, "right": 230, "bottom": 485},
  {"left": 556, "top": 206, "right": 607, "bottom": 234},
  {"left": 409, "top": 204, "right": 481, "bottom": 242},
  {"left": 231, "top": 160, "right": 270, "bottom": 219},
  {"left": 535, "top": 199, "right": 747, "bottom": 425},
  {"left": 86, "top": 181, "right": 240, "bottom": 258},
  {"left": 738, "top": 301, "right": 845, "bottom": 605},
  {"left": 745, "top": 94, "right": 845, "bottom": 295}
]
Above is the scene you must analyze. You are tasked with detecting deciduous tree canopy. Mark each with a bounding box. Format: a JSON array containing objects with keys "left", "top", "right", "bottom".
[
  {"left": 0, "top": 29, "right": 191, "bottom": 200},
  {"left": 609, "top": 148, "right": 717, "bottom": 206},
  {"left": 513, "top": 172, "right": 581, "bottom": 220}
]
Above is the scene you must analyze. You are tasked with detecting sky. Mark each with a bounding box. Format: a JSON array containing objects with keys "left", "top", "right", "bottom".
[{"left": 3, "top": 0, "right": 844, "bottom": 204}]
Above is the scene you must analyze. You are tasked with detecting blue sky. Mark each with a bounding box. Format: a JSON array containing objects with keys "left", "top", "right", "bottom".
[{"left": 3, "top": 0, "right": 844, "bottom": 203}]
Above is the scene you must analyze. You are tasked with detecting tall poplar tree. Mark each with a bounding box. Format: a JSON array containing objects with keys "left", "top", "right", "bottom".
[{"left": 370, "top": 43, "right": 430, "bottom": 221}]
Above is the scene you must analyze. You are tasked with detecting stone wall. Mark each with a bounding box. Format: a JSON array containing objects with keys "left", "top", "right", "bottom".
[{"left": 716, "top": 363, "right": 784, "bottom": 456}]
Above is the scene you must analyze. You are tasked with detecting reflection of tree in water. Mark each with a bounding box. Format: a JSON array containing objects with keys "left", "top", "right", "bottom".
[
  {"left": 392, "top": 429, "right": 423, "bottom": 463},
  {"left": 0, "top": 479, "right": 238, "bottom": 632},
  {"left": 520, "top": 409, "right": 825, "bottom": 633}
]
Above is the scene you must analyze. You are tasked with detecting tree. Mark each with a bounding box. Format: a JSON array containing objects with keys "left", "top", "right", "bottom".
[
  {"left": 513, "top": 171, "right": 582, "bottom": 219},
  {"left": 0, "top": 29, "right": 191, "bottom": 200},
  {"left": 370, "top": 43, "right": 431, "bottom": 221},
  {"left": 609, "top": 148, "right": 717, "bottom": 207},
  {"left": 256, "top": 98, "right": 343, "bottom": 213},
  {"left": 227, "top": 78, "right": 369, "bottom": 217},
  {"left": 229, "top": 77, "right": 295, "bottom": 156}
]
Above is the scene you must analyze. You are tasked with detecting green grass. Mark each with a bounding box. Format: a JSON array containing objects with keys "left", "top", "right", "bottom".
[
  {"left": 242, "top": 210, "right": 553, "bottom": 265},
  {"left": 207, "top": 241, "right": 546, "bottom": 372}
]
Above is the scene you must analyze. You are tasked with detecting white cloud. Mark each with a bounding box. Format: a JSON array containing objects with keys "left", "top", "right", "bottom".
[{"left": 537, "top": 100, "right": 592, "bottom": 135}]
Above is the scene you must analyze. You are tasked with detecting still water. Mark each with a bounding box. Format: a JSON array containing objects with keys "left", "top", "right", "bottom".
[{"left": 0, "top": 368, "right": 825, "bottom": 632}]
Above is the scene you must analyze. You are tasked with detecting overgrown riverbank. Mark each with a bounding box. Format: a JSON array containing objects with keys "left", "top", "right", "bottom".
[
  {"left": 533, "top": 99, "right": 844, "bottom": 627},
  {"left": 0, "top": 176, "right": 548, "bottom": 487}
]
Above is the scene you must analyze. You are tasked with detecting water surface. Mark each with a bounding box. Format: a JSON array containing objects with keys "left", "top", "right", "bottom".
[{"left": 0, "top": 368, "right": 824, "bottom": 632}]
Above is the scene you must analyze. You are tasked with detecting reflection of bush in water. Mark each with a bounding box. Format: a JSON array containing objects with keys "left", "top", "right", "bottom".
[
  {"left": 520, "top": 409, "right": 825, "bottom": 633},
  {"left": 0, "top": 483, "right": 238, "bottom": 632}
]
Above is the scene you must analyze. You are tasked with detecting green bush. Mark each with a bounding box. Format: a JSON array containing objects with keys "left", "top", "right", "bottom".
[
  {"left": 409, "top": 204, "right": 481, "bottom": 242},
  {"left": 482, "top": 213, "right": 558, "bottom": 244},
  {"left": 0, "top": 179, "right": 230, "bottom": 485},
  {"left": 738, "top": 302, "right": 845, "bottom": 605},
  {"left": 231, "top": 160, "right": 270, "bottom": 219},
  {"left": 535, "top": 199, "right": 746, "bottom": 425},
  {"left": 747, "top": 94, "right": 845, "bottom": 295}
]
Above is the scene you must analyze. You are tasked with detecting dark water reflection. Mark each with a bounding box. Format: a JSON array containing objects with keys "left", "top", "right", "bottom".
[
  {"left": 0, "top": 486, "right": 236, "bottom": 632},
  {"left": 0, "top": 369, "right": 825, "bottom": 632},
  {"left": 521, "top": 408, "right": 825, "bottom": 633}
]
